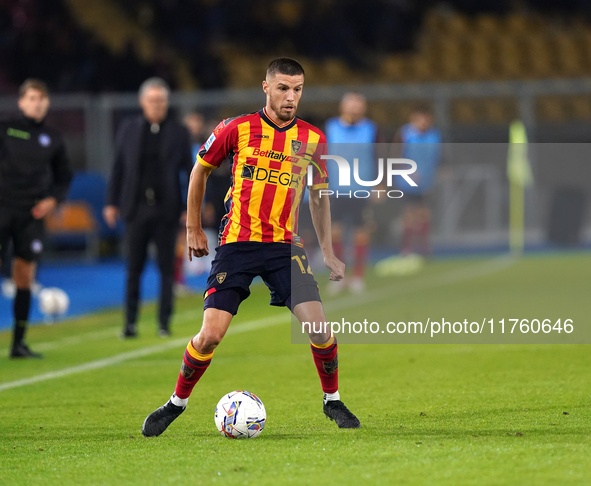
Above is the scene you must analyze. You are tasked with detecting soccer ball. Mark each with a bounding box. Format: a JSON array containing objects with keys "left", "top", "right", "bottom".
[
  {"left": 214, "top": 390, "right": 266, "bottom": 439},
  {"left": 38, "top": 287, "right": 70, "bottom": 316}
]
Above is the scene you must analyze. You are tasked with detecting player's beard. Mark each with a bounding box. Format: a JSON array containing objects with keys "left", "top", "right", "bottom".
[{"left": 270, "top": 95, "right": 297, "bottom": 122}]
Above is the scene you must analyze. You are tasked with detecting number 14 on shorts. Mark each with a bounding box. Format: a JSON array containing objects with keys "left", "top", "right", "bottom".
[{"left": 292, "top": 255, "right": 313, "bottom": 275}]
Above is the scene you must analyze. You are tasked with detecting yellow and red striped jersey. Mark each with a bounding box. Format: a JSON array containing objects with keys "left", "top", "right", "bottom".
[{"left": 197, "top": 108, "right": 328, "bottom": 247}]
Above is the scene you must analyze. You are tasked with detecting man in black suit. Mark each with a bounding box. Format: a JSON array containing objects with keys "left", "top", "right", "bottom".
[{"left": 103, "top": 78, "right": 193, "bottom": 338}]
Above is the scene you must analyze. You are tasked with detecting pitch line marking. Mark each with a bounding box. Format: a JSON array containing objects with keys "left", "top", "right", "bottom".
[
  {"left": 0, "top": 307, "right": 208, "bottom": 355},
  {"left": 0, "top": 255, "right": 514, "bottom": 393},
  {"left": 324, "top": 254, "right": 515, "bottom": 311},
  {"left": 0, "top": 255, "right": 512, "bottom": 354},
  {"left": 0, "top": 314, "right": 290, "bottom": 393}
]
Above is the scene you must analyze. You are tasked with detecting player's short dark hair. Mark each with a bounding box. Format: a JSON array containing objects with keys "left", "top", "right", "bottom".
[
  {"left": 266, "top": 58, "right": 305, "bottom": 78},
  {"left": 19, "top": 79, "right": 49, "bottom": 98}
]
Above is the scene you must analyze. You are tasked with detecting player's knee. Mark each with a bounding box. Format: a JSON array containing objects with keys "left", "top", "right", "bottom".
[
  {"left": 308, "top": 329, "right": 332, "bottom": 345},
  {"left": 193, "top": 328, "right": 224, "bottom": 352},
  {"left": 13, "top": 275, "right": 32, "bottom": 289},
  {"left": 13, "top": 259, "right": 35, "bottom": 288}
]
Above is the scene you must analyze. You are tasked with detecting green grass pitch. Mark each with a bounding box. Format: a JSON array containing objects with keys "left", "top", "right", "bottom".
[{"left": 0, "top": 253, "right": 589, "bottom": 485}]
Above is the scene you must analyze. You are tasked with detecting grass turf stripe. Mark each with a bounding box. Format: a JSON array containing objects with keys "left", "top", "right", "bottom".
[{"left": 0, "top": 256, "right": 514, "bottom": 392}]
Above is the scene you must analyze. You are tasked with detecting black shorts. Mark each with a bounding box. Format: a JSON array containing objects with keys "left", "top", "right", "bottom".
[
  {"left": 0, "top": 205, "right": 44, "bottom": 262},
  {"left": 204, "top": 241, "right": 320, "bottom": 310},
  {"left": 331, "top": 197, "right": 370, "bottom": 227}
]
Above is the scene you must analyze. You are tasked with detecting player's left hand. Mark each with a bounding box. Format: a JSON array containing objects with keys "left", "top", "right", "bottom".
[
  {"left": 32, "top": 197, "right": 57, "bottom": 219},
  {"left": 324, "top": 254, "right": 345, "bottom": 281},
  {"left": 187, "top": 227, "right": 209, "bottom": 261}
]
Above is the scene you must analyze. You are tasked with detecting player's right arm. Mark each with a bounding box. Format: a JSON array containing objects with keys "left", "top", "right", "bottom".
[{"left": 186, "top": 118, "right": 238, "bottom": 260}]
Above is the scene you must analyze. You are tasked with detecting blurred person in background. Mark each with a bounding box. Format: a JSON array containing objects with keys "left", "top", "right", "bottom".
[
  {"left": 171, "top": 111, "right": 208, "bottom": 295},
  {"left": 174, "top": 111, "right": 213, "bottom": 291},
  {"left": 103, "top": 78, "right": 193, "bottom": 338},
  {"left": 184, "top": 111, "right": 207, "bottom": 153},
  {"left": 394, "top": 105, "right": 442, "bottom": 256},
  {"left": 199, "top": 117, "right": 232, "bottom": 237},
  {"left": 185, "top": 114, "right": 231, "bottom": 273},
  {"left": 324, "top": 92, "right": 380, "bottom": 294},
  {"left": 0, "top": 79, "right": 73, "bottom": 358}
]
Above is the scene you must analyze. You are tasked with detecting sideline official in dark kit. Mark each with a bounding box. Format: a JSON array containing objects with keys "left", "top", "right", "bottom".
[
  {"left": 104, "top": 78, "right": 193, "bottom": 338},
  {"left": 0, "top": 79, "right": 73, "bottom": 358}
]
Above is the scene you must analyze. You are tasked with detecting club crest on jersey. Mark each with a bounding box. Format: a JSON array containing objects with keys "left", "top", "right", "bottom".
[
  {"left": 38, "top": 134, "right": 51, "bottom": 147},
  {"left": 216, "top": 272, "right": 227, "bottom": 284},
  {"left": 291, "top": 140, "right": 302, "bottom": 154}
]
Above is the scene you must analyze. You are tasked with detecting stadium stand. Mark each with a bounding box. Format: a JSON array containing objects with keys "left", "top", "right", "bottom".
[
  {"left": 3, "top": 0, "right": 591, "bottom": 99},
  {"left": 0, "top": 0, "right": 181, "bottom": 93},
  {"left": 61, "top": 0, "right": 196, "bottom": 90},
  {"left": 107, "top": 2, "right": 591, "bottom": 90}
]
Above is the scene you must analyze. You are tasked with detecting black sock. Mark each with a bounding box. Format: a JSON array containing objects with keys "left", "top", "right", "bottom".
[{"left": 13, "top": 288, "right": 31, "bottom": 347}]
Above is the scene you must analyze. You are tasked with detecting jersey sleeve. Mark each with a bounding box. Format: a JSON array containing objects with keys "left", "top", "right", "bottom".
[
  {"left": 310, "top": 131, "right": 329, "bottom": 190},
  {"left": 197, "top": 119, "right": 238, "bottom": 169}
]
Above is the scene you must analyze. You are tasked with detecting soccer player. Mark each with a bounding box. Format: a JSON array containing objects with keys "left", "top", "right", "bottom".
[
  {"left": 0, "top": 79, "right": 73, "bottom": 358},
  {"left": 394, "top": 106, "right": 442, "bottom": 256},
  {"left": 142, "top": 58, "right": 360, "bottom": 436}
]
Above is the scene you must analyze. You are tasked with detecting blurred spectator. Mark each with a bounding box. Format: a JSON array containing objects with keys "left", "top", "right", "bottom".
[
  {"left": 181, "top": 112, "right": 231, "bottom": 279},
  {"left": 324, "top": 92, "right": 381, "bottom": 294},
  {"left": 171, "top": 111, "right": 206, "bottom": 294},
  {"left": 197, "top": 117, "right": 232, "bottom": 235},
  {"left": 0, "top": 79, "right": 73, "bottom": 358},
  {"left": 393, "top": 105, "right": 442, "bottom": 256},
  {"left": 184, "top": 112, "right": 209, "bottom": 228},
  {"left": 184, "top": 112, "right": 207, "bottom": 155},
  {"left": 103, "top": 78, "right": 193, "bottom": 338}
]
